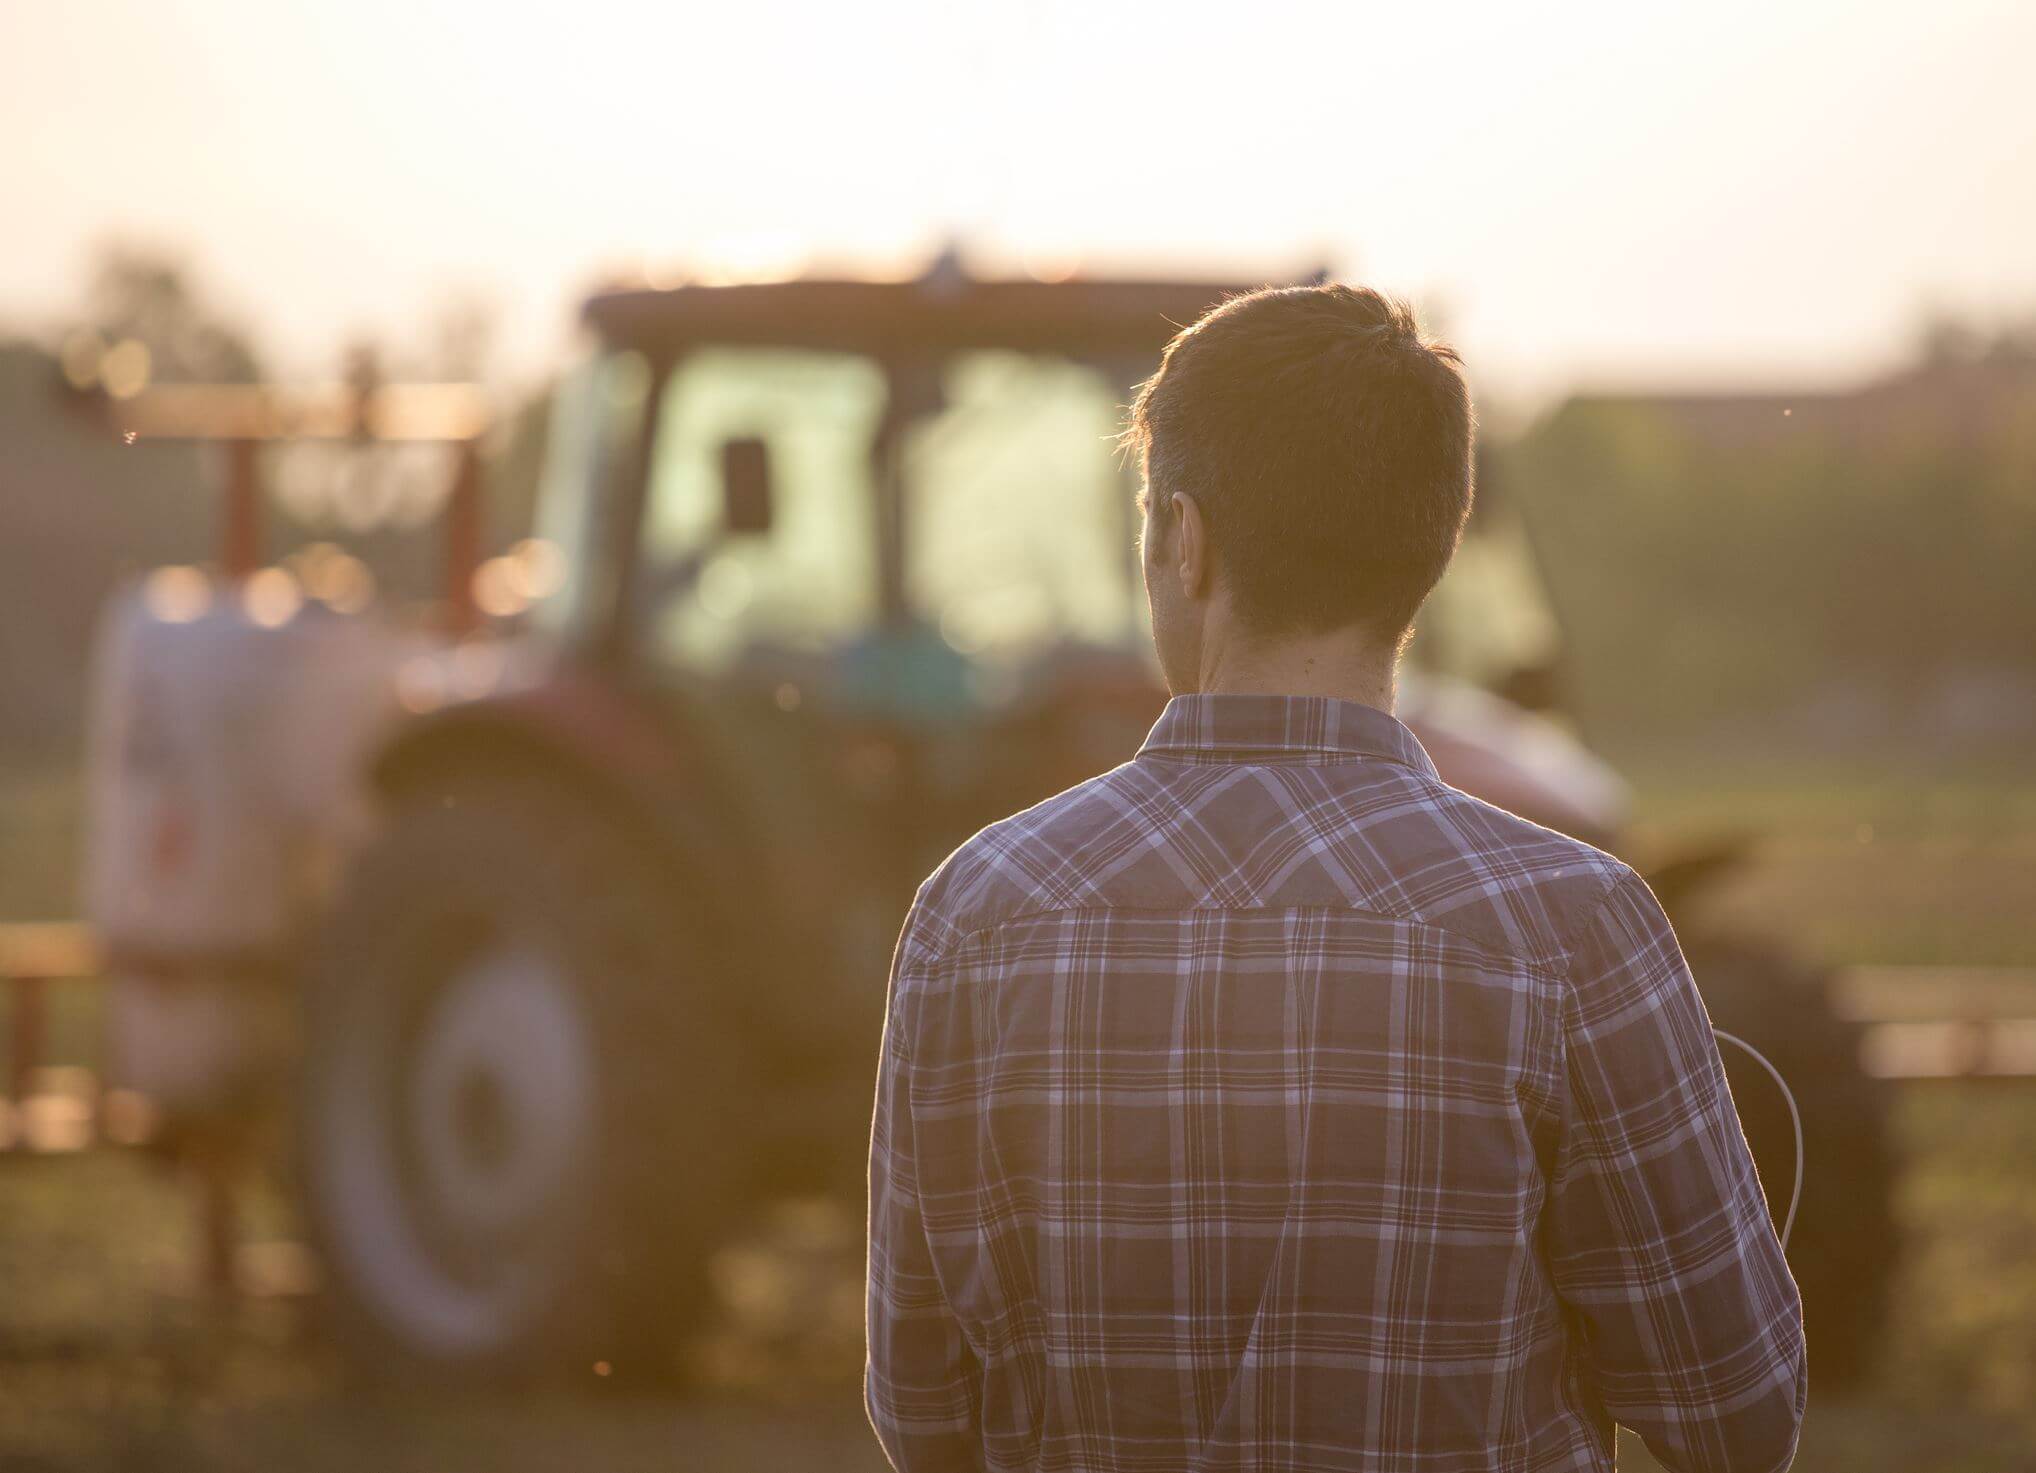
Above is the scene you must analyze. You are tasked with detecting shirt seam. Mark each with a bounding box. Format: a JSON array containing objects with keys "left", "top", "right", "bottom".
[
  {"left": 918, "top": 898, "right": 1581, "bottom": 986},
  {"left": 1556, "top": 867, "right": 1643, "bottom": 981},
  {"left": 1135, "top": 748, "right": 1434, "bottom": 776}
]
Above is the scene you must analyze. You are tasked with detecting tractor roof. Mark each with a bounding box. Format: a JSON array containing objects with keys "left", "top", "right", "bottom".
[{"left": 580, "top": 274, "right": 1275, "bottom": 359}]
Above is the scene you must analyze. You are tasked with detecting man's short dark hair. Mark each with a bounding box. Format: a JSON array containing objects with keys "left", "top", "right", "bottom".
[{"left": 1123, "top": 283, "right": 1474, "bottom": 641}]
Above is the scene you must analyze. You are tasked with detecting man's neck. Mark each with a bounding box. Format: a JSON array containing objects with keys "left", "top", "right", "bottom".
[{"left": 1191, "top": 621, "right": 1399, "bottom": 714}]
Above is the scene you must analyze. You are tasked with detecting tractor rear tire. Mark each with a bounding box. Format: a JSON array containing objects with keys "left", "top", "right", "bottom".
[
  {"left": 1686, "top": 935, "right": 1901, "bottom": 1392},
  {"left": 297, "top": 776, "right": 738, "bottom": 1384}
]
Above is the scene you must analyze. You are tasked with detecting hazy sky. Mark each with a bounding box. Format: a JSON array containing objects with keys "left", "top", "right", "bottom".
[{"left": 3, "top": 0, "right": 2031, "bottom": 409}]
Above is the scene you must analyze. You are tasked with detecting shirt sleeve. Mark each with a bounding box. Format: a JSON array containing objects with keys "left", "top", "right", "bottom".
[
  {"left": 865, "top": 912, "right": 982, "bottom": 1472},
  {"left": 1545, "top": 866, "right": 1808, "bottom": 1473}
]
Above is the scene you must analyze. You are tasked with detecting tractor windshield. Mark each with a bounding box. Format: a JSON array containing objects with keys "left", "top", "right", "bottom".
[
  {"left": 640, "top": 348, "right": 886, "bottom": 669},
  {"left": 903, "top": 351, "right": 1141, "bottom": 662},
  {"left": 625, "top": 344, "right": 1142, "bottom": 685}
]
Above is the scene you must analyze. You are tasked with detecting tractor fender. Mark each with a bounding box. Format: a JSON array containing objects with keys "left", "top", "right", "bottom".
[
  {"left": 359, "top": 671, "right": 836, "bottom": 1138},
  {"left": 366, "top": 667, "right": 749, "bottom": 916}
]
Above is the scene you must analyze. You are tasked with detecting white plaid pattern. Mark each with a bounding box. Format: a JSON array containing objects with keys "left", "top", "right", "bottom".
[{"left": 868, "top": 694, "right": 1806, "bottom": 1473}]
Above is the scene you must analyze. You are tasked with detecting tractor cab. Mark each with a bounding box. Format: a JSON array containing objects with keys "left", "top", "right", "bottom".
[
  {"left": 508, "top": 276, "right": 1628, "bottom": 881},
  {"left": 472, "top": 277, "right": 1266, "bottom": 984},
  {"left": 538, "top": 282, "right": 1163, "bottom": 698}
]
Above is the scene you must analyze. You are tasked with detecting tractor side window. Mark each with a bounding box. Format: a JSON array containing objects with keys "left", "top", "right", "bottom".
[
  {"left": 903, "top": 351, "right": 1141, "bottom": 665},
  {"left": 639, "top": 349, "right": 885, "bottom": 670},
  {"left": 530, "top": 348, "right": 650, "bottom": 642},
  {"left": 1406, "top": 507, "right": 1563, "bottom": 689}
]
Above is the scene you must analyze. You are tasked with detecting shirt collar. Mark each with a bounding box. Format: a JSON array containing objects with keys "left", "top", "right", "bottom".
[{"left": 1137, "top": 692, "right": 1439, "bottom": 779}]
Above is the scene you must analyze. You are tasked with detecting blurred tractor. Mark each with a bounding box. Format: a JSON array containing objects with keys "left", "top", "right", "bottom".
[{"left": 80, "top": 269, "right": 1895, "bottom": 1386}]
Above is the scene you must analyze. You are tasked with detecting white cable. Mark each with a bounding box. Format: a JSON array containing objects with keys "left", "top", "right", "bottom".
[{"left": 1710, "top": 1028, "right": 1804, "bottom": 1251}]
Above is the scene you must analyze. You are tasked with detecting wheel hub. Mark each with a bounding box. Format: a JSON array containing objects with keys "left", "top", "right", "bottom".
[{"left": 408, "top": 945, "right": 597, "bottom": 1243}]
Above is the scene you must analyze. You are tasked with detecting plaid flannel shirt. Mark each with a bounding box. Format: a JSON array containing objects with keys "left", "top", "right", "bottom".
[{"left": 867, "top": 693, "right": 1806, "bottom": 1473}]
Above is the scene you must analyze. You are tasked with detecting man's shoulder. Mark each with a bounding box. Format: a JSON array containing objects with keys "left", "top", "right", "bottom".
[
  {"left": 906, "top": 761, "right": 1147, "bottom": 950},
  {"left": 1372, "top": 768, "right": 1633, "bottom": 972},
  {"left": 905, "top": 757, "right": 1632, "bottom": 976}
]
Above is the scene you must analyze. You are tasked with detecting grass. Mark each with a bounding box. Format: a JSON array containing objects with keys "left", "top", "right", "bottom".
[
  {"left": 0, "top": 762, "right": 81, "bottom": 924},
  {"left": 1624, "top": 753, "right": 2036, "bottom": 967},
  {"left": 3, "top": 756, "right": 2034, "bottom": 1469},
  {"left": 0, "top": 1154, "right": 889, "bottom": 1473}
]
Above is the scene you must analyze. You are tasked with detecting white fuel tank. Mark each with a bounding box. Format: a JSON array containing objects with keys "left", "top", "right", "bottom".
[
  {"left": 84, "top": 577, "right": 426, "bottom": 958},
  {"left": 82, "top": 574, "right": 437, "bottom": 1114}
]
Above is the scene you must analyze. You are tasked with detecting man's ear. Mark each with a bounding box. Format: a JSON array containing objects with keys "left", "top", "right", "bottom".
[{"left": 1170, "top": 491, "right": 1211, "bottom": 601}]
